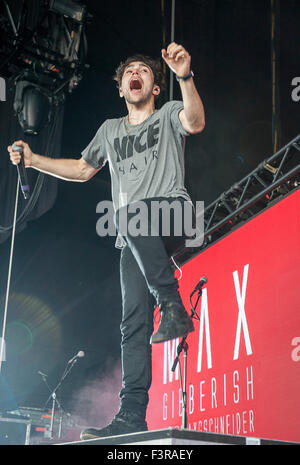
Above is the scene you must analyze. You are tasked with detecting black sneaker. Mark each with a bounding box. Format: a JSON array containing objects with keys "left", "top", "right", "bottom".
[
  {"left": 150, "top": 301, "right": 194, "bottom": 344},
  {"left": 80, "top": 410, "right": 148, "bottom": 440}
]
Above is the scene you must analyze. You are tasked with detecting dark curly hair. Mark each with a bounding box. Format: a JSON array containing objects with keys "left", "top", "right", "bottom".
[{"left": 113, "top": 54, "right": 166, "bottom": 92}]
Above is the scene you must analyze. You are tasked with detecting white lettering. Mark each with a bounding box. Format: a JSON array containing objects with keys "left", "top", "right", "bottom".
[
  {"left": 0, "top": 77, "right": 5, "bottom": 102},
  {"left": 236, "top": 412, "right": 241, "bottom": 434},
  {"left": 233, "top": 264, "right": 253, "bottom": 360},
  {"left": 199, "top": 380, "right": 206, "bottom": 411},
  {"left": 163, "top": 338, "right": 179, "bottom": 384},
  {"left": 291, "top": 77, "right": 300, "bottom": 102},
  {"left": 162, "top": 393, "right": 168, "bottom": 420},
  {"left": 189, "top": 384, "right": 194, "bottom": 414},
  {"left": 233, "top": 370, "right": 240, "bottom": 403},
  {"left": 194, "top": 410, "right": 255, "bottom": 436},
  {"left": 197, "top": 288, "right": 212, "bottom": 372},
  {"left": 178, "top": 388, "right": 183, "bottom": 417},
  {"left": 291, "top": 336, "right": 300, "bottom": 361},
  {"left": 246, "top": 365, "right": 254, "bottom": 400},
  {"left": 242, "top": 410, "right": 247, "bottom": 434},
  {"left": 171, "top": 390, "right": 174, "bottom": 418},
  {"left": 211, "top": 377, "right": 217, "bottom": 408},
  {"left": 96, "top": 201, "right": 117, "bottom": 236}
]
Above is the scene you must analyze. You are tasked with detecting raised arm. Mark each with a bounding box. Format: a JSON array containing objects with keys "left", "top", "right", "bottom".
[
  {"left": 8, "top": 140, "right": 99, "bottom": 182},
  {"left": 161, "top": 42, "right": 205, "bottom": 135}
]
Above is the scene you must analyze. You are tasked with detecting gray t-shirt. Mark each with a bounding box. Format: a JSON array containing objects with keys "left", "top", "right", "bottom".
[{"left": 82, "top": 100, "right": 192, "bottom": 248}]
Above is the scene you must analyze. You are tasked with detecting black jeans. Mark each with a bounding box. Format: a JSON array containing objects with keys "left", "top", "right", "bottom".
[{"left": 115, "top": 197, "right": 194, "bottom": 417}]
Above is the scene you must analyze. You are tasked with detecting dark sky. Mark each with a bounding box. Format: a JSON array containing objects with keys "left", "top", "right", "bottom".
[{"left": 0, "top": 0, "right": 299, "bottom": 434}]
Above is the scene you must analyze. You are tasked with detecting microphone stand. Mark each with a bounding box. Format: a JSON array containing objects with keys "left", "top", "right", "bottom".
[
  {"left": 172, "top": 337, "right": 188, "bottom": 428},
  {"left": 41, "top": 358, "right": 78, "bottom": 440},
  {"left": 171, "top": 283, "right": 204, "bottom": 429}
]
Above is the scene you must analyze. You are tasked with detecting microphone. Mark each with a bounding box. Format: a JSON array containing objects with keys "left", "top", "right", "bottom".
[
  {"left": 191, "top": 276, "right": 207, "bottom": 296},
  {"left": 12, "top": 144, "right": 30, "bottom": 200},
  {"left": 68, "top": 350, "right": 85, "bottom": 364}
]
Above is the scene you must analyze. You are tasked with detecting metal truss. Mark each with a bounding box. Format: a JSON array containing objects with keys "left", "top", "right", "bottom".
[{"left": 174, "top": 133, "right": 300, "bottom": 266}]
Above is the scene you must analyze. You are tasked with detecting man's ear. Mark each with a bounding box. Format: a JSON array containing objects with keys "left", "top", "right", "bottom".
[
  {"left": 119, "top": 87, "right": 124, "bottom": 98},
  {"left": 153, "top": 85, "right": 160, "bottom": 97}
]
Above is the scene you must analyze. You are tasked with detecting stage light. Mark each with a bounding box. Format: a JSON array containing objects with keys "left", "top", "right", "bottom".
[
  {"left": 13, "top": 81, "right": 52, "bottom": 135},
  {"left": 49, "top": 0, "right": 87, "bottom": 23},
  {"left": 1, "top": 0, "right": 90, "bottom": 133}
]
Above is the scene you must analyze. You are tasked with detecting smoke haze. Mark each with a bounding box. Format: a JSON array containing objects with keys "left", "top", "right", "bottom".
[{"left": 69, "top": 360, "right": 122, "bottom": 431}]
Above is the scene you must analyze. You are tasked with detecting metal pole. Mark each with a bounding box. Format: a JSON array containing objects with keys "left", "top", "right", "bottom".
[
  {"left": 169, "top": 0, "right": 176, "bottom": 101},
  {"left": 182, "top": 344, "right": 188, "bottom": 429},
  {"left": 270, "top": 0, "right": 281, "bottom": 152}
]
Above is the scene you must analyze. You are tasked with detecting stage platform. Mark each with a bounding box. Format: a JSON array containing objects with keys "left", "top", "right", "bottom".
[{"left": 57, "top": 428, "right": 297, "bottom": 446}]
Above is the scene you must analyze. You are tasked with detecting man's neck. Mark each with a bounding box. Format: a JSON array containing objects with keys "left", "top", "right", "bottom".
[{"left": 126, "top": 101, "right": 156, "bottom": 125}]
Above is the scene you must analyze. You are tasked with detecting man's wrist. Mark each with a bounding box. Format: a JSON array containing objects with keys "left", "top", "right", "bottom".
[
  {"left": 175, "top": 70, "right": 194, "bottom": 82},
  {"left": 31, "top": 152, "right": 39, "bottom": 168}
]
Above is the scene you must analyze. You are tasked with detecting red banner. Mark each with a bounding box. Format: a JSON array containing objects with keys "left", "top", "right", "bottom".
[{"left": 147, "top": 188, "right": 300, "bottom": 443}]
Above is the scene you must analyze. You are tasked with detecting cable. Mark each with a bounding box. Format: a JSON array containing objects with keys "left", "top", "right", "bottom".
[
  {"left": 171, "top": 255, "right": 182, "bottom": 280},
  {"left": 0, "top": 176, "right": 20, "bottom": 373},
  {"left": 0, "top": 172, "right": 45, "bottom": 234}
]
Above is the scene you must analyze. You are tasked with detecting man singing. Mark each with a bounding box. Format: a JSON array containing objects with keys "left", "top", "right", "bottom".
[{"left": 8, "top": 42, "right": 205, "bottom": 439}]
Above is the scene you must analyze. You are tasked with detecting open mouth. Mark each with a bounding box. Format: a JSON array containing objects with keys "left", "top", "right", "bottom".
[{"left": 130, "top": 78, "right": 142, "bottom": 91}]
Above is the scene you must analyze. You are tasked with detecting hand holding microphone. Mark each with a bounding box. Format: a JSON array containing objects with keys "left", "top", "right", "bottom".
[{"left": 8, "top": 140, "right": 32, "bottom": 199}]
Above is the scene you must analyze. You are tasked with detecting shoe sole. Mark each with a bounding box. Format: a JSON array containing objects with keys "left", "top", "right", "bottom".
[
  {"left": 150, "top": 318, "right": 194, "bottom": 344},
  {"left": 80, "top": 426, "right": 148, "bottom": 440},
  {"left": 80, "top": 432, "right": 101, "bottom": 440}
]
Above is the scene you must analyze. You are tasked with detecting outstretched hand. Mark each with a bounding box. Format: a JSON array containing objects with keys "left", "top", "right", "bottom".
[
  {"left": 8, "top": 140, "right": 33, "bottom": 167},
  {"left": 161, "top": 42, "right": 191, "bottom": 78}
]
